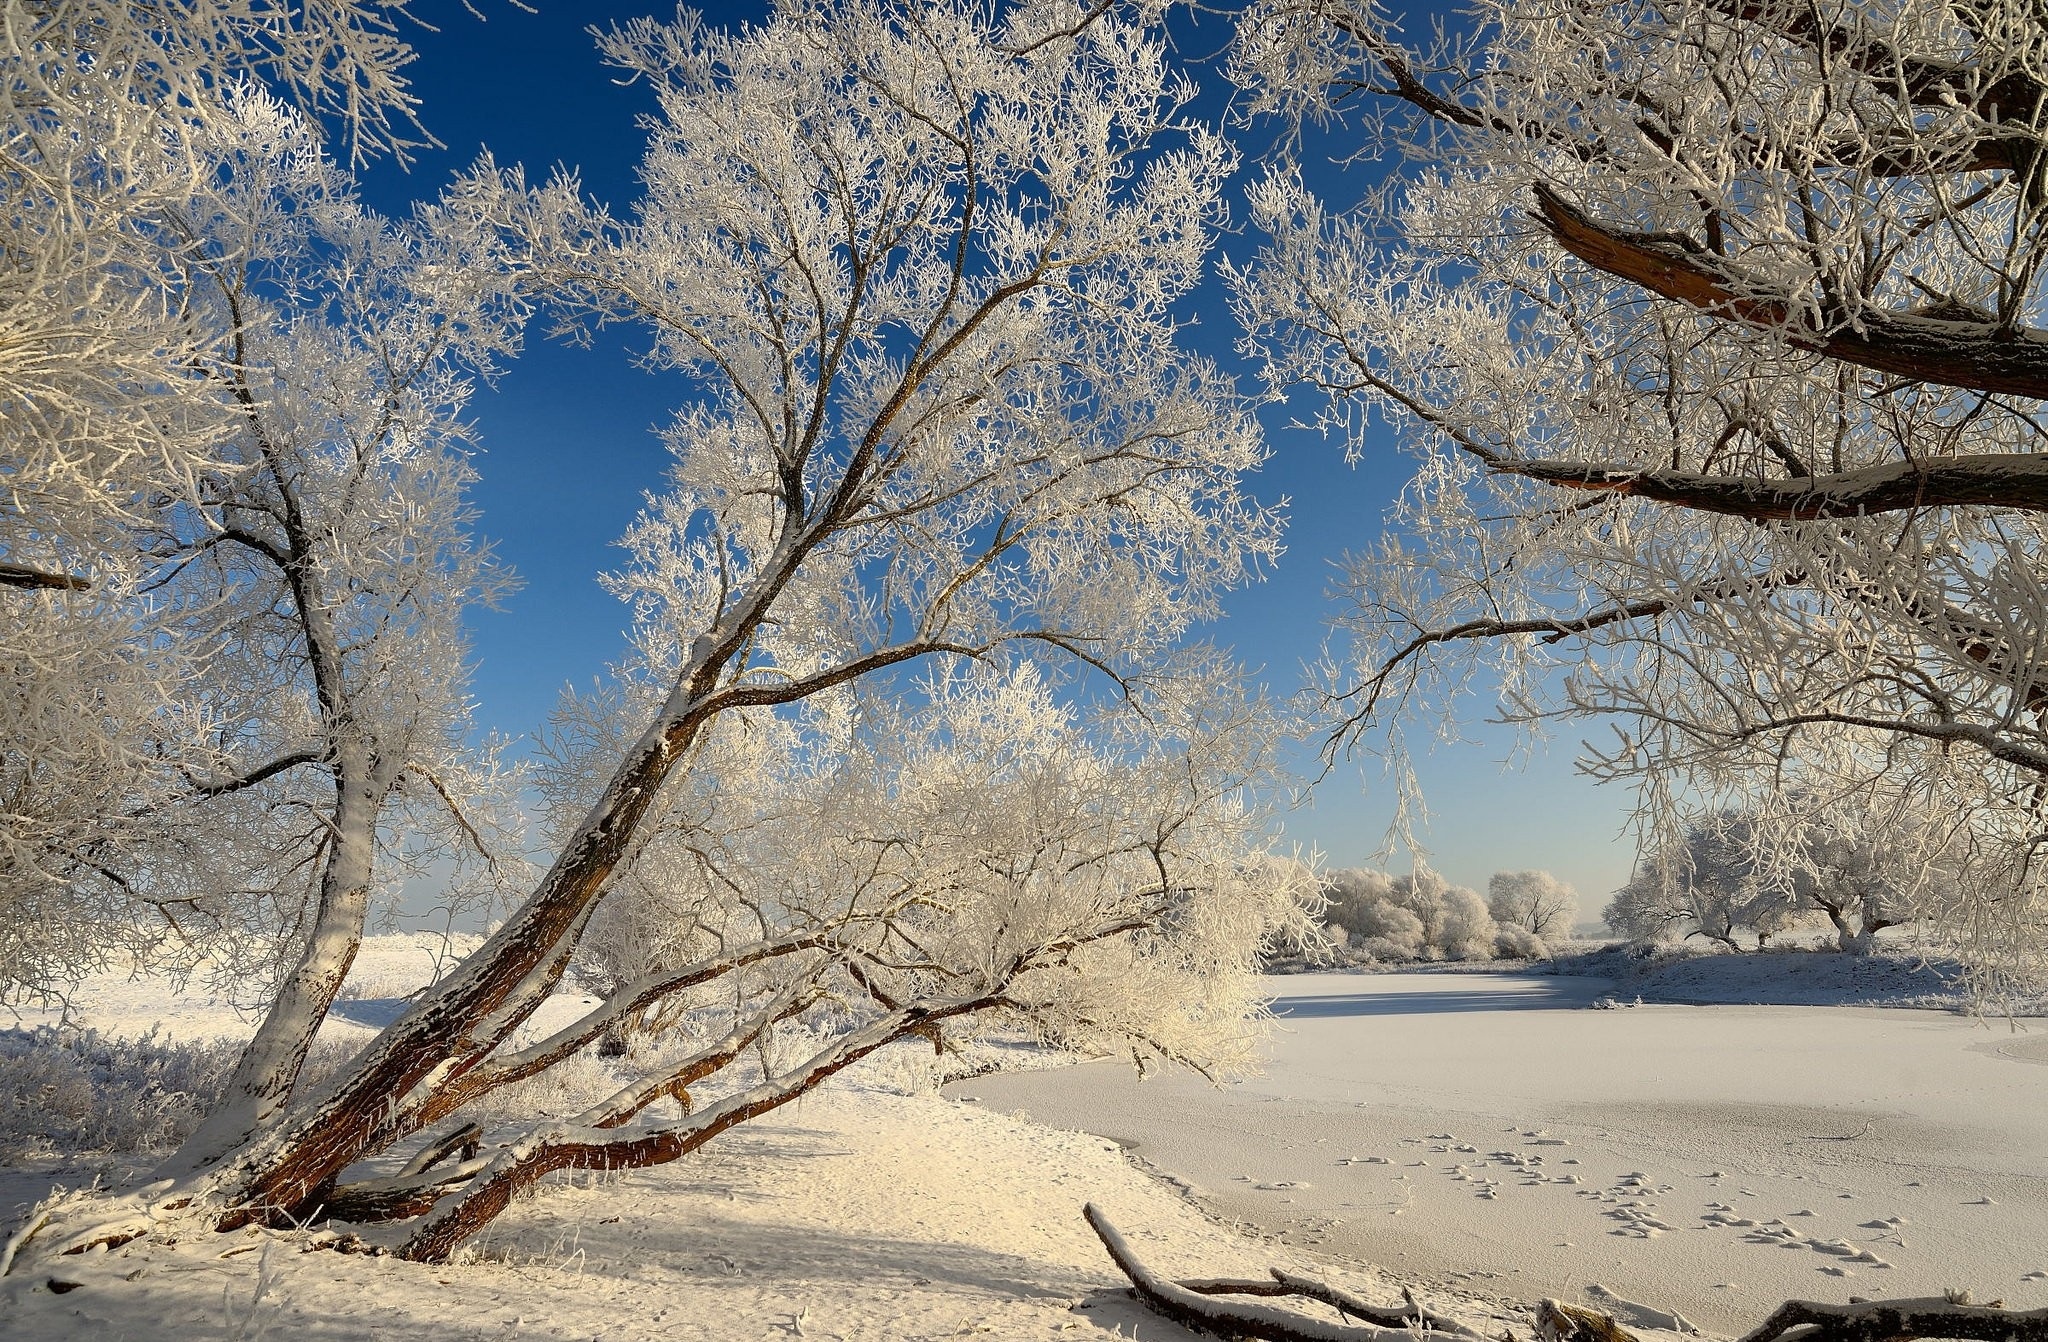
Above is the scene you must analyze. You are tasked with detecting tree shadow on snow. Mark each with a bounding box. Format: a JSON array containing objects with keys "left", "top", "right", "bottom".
[
  {"left": 1270, "top": 983, "right": 1597, "bottom": 1018},
  {"left": 325, "top": 996, "right": 413, "bottom": 1029}
]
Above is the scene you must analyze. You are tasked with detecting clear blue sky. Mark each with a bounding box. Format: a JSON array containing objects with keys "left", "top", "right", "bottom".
[{"left": 357, "top": 1, "right": 1640, "bottom": 906}]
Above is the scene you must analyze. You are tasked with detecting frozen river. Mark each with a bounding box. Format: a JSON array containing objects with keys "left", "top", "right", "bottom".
[{"left": 945, "top": 971, "right": 2048, "bottom": 1333}]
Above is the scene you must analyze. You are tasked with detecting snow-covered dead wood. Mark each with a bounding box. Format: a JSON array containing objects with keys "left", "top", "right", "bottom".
[
  {"left": 1085, "top": 1201, "right": 1416, "bottom": 1341},
  {"left": 1095, "top": 1202, "right": 2048, "bottom": 1342}
]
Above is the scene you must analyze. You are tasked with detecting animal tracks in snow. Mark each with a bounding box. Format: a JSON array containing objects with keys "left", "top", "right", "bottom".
[{"left": 1321, "top": 1128, "right": 1922, "bottom": 1278}]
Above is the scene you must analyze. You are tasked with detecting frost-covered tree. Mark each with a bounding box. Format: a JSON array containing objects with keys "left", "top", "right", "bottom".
[
  {"left": 1226, "top": 0, "right": 2048, "bottom": 986},
  {"left": 1321, "top": 865, "right": 1499, "bottom": 959},
  {"left": 1, "top": 0, "right": 442, "bottom": 593},
  {"left": 1487, "top": 870, "right": 1578, "bottom": 942},
  {"left": 1606, "top": 813, "right": 1802, "bottom": 951},
  {"left": 1756, "top": 793, "right": 1962, "bottom": 954},
  {"left": 5, "top": 82, "right": 525, "bottom": 1108},
  {"left": 1, "top": 1, "right": 502, "bottom": 1002},
  {"left": 131, "top": 94, "right": 529, "bottom": 1171},
  {"left": 1388, "top": 868, "right": 1495, "bottom": 960},
  {"left": 21, "top": 0, "right": 1287, "bottom": 1266}
]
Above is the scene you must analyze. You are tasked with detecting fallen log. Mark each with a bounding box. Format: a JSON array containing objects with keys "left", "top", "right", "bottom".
[
  {"left": 1734, "top": 1298, "right": 2048, "bottom": 1342},
  {"left": 1085, "top": 1201, "right": 1442, "bottom": 1341}
]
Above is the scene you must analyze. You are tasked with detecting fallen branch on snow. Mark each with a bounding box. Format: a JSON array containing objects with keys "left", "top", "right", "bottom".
[
  {"left": 1087, "top": 1206, "right": 2048, "bottom": 1342},
  {"left": 1084, "top": 1201, "right": 1460, "bottom": 1341},
  {"left": 1734, "top": 1298, "right": 2048, "bottom": 1342}
]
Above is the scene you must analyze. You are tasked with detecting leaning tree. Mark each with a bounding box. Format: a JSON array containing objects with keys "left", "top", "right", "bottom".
[
  {"left": 11, "top": 0, "right": 1295, "bottom": 1266},
  {"left": 1227, "top": 0, "right": 2048, "bottom": 988}
]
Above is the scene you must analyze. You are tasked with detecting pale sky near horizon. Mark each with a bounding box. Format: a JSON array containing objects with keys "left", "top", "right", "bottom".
[{"left": 357, "top": 1, "right": 1642, "bottom": 906}]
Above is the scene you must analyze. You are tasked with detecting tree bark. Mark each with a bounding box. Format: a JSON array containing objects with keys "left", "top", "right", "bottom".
[
  {"left": 161, "top": 751, "right": 385, "bottom": 1178},
  {"left": 0, "top": 563, "right": 91, "bottom": 591},
  {"left": 396, "top": 997, "right": 995, "bottom": 1261},
  {"left": 174, "top": 662, "right": 718, "bottom": 1226},
  {"left": 1531, "top": 184, "right": 2048, "bottom": 402}
]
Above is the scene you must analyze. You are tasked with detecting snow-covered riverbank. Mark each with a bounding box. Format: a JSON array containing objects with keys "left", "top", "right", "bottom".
[
  {"left": 0, "top": 941, "right": 1522, "bottom": 1342},
  {"left": 10, "top": 948, "right": 2042, "bottom": 1340}
]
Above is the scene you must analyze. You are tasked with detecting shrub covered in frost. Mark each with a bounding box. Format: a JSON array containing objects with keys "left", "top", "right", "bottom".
[
  {"left": 0, "top": 1026, "right": 349, "bottom": 1160},
  {"left": 1491, "top": 923, "right": 1548, "bottom": 959}
]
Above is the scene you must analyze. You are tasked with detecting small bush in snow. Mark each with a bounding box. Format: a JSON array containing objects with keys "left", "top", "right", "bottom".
[
  {"left": 0, "top": 1027, "right": 351, "bottom": 1160},
  {"left": 0, "top": 1026, "right": 239, "bottom": 1158},
  {"left": 1492, "top": 924, "right": 1547, "bottom": 959}
]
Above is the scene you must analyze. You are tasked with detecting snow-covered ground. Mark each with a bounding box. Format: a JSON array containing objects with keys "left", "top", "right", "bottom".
[
  {"left": 1, "top": 938, "right": 1521, "bottom": 1342},
  {"left": 6, "top": 941, "right": 2043, "bottom": 1340},
  {"left": 948, "top": 969, "right": 2048, "bottom": 1334}
]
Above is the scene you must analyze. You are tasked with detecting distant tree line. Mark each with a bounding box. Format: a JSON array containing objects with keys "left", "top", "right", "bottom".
[{"left": 1317, "top": 867, "right": 1579, "bottom": 963}]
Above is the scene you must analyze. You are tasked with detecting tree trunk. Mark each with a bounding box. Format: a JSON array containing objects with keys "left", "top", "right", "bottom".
[
  {"left": 158, "top": 752, "right": 385, "bottom": 1179},
  {"left": 180, "top": 678, "right": 722, "bottom": 1228}
]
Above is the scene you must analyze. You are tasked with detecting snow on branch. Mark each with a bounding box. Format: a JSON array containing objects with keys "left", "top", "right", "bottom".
[{"left": 1498, "top": 453, "right": 2048, "bottom": 521}]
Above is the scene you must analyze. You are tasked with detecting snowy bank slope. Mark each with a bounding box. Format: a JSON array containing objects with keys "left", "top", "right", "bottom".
[
  {"left": 3, "top": 940, "right": 1530, "bottom": 1342},
  {"left": 1549, "top": 945, "right": 1978, "bottom": 1009}
]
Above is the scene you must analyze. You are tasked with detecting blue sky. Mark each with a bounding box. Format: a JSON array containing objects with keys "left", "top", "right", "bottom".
[{"left": 357, "top": 1, "right": 1640, "bottom": 906}]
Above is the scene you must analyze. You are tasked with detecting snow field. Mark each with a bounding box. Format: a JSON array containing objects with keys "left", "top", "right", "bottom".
[{"left": 952, "top": 971, "right": 2048, "bottom": 1334}]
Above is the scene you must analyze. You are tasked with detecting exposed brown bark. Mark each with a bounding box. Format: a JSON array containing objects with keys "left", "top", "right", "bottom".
[
  {"left": 385, "top": 935, "right": 830, "bottom": 1139},
  {"left": 0, "top": 563, "right": 90, "bottom": 591},
  {"left": 1537, "top": 1299, "right": 1645, "bottom": 1342},
  {"left": 399, "top": 1123, "right": 483, "bottom": 1177},
  {"left": 1701, "top": 0, "right": 2048, "bottom": 131},
  {"left": 320, "top": 1157, "right": 489, "bottom": 1223},
  {"left": 395, "top": 996, "right": 1001, "bottom": 1262},
  {"left": 1180, "top": 1271, "right": 1488, "bottom": 1339},
  {"left": 1531, "top": 185, "right": 2048, "bottom": 401},
  {"left": 1499, "top": 452, "right": 2048, "bottom": 519},
  {"left": 1735, "top": 1298, "right": 2048, "bottom": 1342}
]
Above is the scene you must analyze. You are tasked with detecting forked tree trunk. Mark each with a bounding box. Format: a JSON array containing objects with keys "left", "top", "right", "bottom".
[{"left": 177, "top": 684, "right": 720, "bottom": 1227}]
